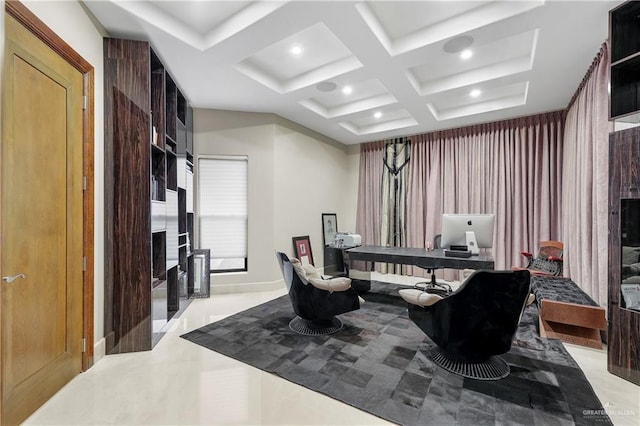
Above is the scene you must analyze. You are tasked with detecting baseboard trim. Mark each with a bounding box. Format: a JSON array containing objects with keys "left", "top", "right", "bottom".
[
  {"left": 210, "top": 279, "right": 284, "bottom": 295},
  {"left": 93, "top": 338, "right": 106, "bottom": 364}
]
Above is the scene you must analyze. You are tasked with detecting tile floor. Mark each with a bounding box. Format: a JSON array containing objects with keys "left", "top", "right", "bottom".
[{"left": 25, "top": 274, "right": 640, "bottom": 425}]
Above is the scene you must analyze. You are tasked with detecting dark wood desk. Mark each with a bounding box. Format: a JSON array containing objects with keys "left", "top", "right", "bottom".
[
  {"left": 345, "top": 245, "right": 494, "bottom": 272},
  {"left": 323, "top": 245, "right": 356, "bottom": 276}
]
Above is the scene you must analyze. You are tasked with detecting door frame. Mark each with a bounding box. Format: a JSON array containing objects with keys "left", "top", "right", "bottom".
[{"left": 3, "top": 0, "right": 95, "bottom": 370}]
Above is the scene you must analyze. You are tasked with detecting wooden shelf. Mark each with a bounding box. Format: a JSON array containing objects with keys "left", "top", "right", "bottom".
[
  {"left": 610, "top": 1, "right": 640, "bottom": 119},
  {"left": 610, "top": 1, "right": 640, "bottom": 63},
  {"left": 104, "top": 37, "right": 195, "bottom": 355},
  {"left": 608, "top": 127, "right": 640, "bottom": 386}
]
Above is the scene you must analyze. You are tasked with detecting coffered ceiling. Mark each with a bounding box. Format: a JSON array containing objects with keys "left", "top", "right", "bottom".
[{"left": 84, "top": 0, "right": 618, "bottom": 145}]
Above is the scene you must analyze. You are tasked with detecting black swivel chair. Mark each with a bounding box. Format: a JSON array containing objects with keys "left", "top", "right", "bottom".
[
  {"left": 400, "top": 269, "right": 531, "bottom": 380},
  {"left": 415, "top": 234, "right": 450, "bottom": 293},
  {"left": 275, "top": 251, "right": 361, "bottom": 335}
]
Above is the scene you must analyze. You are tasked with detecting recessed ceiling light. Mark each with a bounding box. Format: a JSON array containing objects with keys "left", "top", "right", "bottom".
[
  {"left": 460, "top": 49, "right": 473, "bottom": 60},
  {"left": 316, "top": 81, "right": 337, "bottom": 92},
  {"left": 290, "top": 45, "right": 303, "bottom": 56},
  {"left": 443, "top": 35, "right": 474, "bottom": 53},
  {"left": 470, "top": 89, "right": 481, "bottom": 98},
  {"left": 342, "top": 85, "right": 353, "bottom": 95},
  {"left": 374, "top": 111, "right": 382, "bottom": 119}
]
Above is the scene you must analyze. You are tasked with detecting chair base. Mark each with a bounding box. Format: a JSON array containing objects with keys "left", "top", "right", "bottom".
[
  {"left": 429, "top": 346, "right": 510, "bottom": 380},
  {"left": 289, "top": 316, "right": 343, "bottom": 336},
  {"left": 414, "top": 281, "right": 451, "bottom": 297}
]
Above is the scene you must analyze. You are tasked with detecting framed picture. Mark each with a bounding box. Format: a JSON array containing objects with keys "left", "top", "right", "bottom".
[
  {"left": 292, "top": 235, "right": 314, "bottom": 266},
  {"left": 322, "top": 213, "right": 338, "bottom": 246}
]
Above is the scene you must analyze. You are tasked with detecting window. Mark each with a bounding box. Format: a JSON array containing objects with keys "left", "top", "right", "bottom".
[{"left": 198, "top": 156, "right": 248, "bottom": 272}]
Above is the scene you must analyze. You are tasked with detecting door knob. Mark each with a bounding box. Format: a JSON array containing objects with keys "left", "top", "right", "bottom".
[{"left": 3, "top": 273, "right": 25, "bottom": 283}]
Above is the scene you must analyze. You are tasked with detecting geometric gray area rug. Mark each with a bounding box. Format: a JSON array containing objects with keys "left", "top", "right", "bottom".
[{"left": 181, "top": 281, "right": 611, "bottom": 425}]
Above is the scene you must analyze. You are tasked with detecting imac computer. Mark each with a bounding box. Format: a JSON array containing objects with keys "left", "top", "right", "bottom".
[{"left": 440, "top": 213, "right": 495, "bottom": 255}]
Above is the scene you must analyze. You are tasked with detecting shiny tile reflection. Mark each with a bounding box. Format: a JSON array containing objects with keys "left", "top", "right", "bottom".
[
  {"left": 564, "top": 343, "right": 640, "bottom": 425},
  {"left": 24, "top": 282, "right": 639, "bottom": 425},
  {"left": 24, "top": 288, "right": 389, "bottom": 425}
]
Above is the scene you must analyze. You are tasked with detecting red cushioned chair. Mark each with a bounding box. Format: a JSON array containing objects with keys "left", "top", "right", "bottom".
[{"left": 516, "top": 240, "right": 563, "bottom": 277}]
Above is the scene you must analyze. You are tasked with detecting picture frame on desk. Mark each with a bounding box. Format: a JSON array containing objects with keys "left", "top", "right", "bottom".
[
  {"left": 322, "top": 213, "right": 337, "bottom": 247},
  {"left": 292, "top": 235, "right": 314, "bottom": 266}
]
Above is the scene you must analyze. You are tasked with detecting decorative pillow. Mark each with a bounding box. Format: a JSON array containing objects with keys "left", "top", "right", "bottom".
[
  {"left": 289, "top": 258, "right": 309, "bottom": 285},
  {"left": 302, "top": 263, "right": 321, "bottom": 279},
  {"left": 398, "top": 289, "right": 443, "bottom": 307},
  {"left": 292, "top": 257, "right": 353, "bottom": 291},
  {"left": 527, "top": 293, "right": 536, "bottom": 305},
  {"left": 308, "top": 276, "right": 352, "bottom": 292},
  {"left": 622, "top": 246, "right": 640, "bottom": 265}
]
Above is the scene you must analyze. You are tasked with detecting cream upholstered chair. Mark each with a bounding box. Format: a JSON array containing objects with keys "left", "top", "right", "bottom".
[{"left": 275, "top": 251, "right": 363, "bottom": 335}]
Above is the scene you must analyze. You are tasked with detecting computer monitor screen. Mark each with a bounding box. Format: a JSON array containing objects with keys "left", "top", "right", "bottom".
[{"left": 440, "top": 213, "right": 495, "bottom": 250}]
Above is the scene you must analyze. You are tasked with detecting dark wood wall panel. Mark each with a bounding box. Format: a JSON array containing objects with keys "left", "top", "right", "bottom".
[
  {"left": 608, "top": 127, "right": 640, "bottom": 385},
  {"left": 104, "top": 37, "right": 194, "bottom": 354},
  {"left": 104, "top": 38, "right": 152, "bottom": 354}
]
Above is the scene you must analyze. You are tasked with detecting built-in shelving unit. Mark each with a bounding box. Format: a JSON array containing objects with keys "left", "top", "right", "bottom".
[
  {"left": 610, "top": 1, "right": 640, "bottom": 121},
  {"left": 608, "top": 1, "right": 640, "bottom": 386},
  {"left": 608, "top": 128, "right": 640, "bottom": 386},
  {"left": 104, "top": 37, "right": 195, "bottom": 354}
]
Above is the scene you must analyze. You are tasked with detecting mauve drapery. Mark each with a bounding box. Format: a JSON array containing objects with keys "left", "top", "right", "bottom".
[
  {"left": 355, "top": 141, "right": 384, "bottom": 247},
  {"left": 354, "top": 44, "right": 609, "bottom": 297},
  {"left": 406, "top": 112, "right": 564, "bottom": 272},
  {"left": 562, "top": 42, "right": 611, "bottom": 307},
  {"left": 356, "top": 111, "right": 564, "bottom": 275}
]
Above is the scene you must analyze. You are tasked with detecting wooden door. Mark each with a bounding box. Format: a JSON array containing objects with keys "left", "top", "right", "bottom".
[{"left": 1, "top": 12, "right": 84, "bottom": 424}]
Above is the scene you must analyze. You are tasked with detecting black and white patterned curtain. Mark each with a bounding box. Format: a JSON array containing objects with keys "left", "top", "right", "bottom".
[{"left": 381, "top": 138, "right": 410, "bottom": 273}]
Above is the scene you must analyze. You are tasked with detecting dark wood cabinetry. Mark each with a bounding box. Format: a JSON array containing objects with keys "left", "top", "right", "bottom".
[
  {"left": 608, "top": 127, "right": 640, "bottom": 385},
  {"left": 610, "top": 1, "right": 640, "bottom": 121},
  {"left": 104, "top": 38, "right": 195, "bottom": 354},
  {"left": 324, "top": 246, "right": 347, "bottom": 276}
]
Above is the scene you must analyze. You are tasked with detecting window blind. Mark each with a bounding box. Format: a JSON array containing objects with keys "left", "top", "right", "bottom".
[{"left": 198, "top": 157, "right": 247, "bottom": 263}]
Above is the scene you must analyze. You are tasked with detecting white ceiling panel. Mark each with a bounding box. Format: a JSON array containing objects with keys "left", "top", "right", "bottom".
[
  {"left": 151, "top": 1, "right": 250, "bottom": 35},
  {"left": 357, "top": 0, "right": 545, "bottom": 56},
  {"left": 409, "top": 29, "right": 537, "bottom": 84},
  {"left": 299, "top": 79, "right": 397, "bottom": 118},
  {"left": 234, "top": 22, "right": 362, "bottom": 93},
  {"left": 428, "top": 81, "right": 529, "bottom": 121},
  {"left": 84, "top": 0, "right": 618, "bottom": 145},
  {"left": 407, "top": 28, "right": 538, "bottom": 106},
  {"left": 340, "top": 109, "right": 419, "bottom": 135}
]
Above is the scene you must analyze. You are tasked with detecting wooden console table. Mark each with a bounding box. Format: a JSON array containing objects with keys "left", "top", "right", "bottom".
[{"left": 530, "top": 275, "right": 606, "bottom": 349}]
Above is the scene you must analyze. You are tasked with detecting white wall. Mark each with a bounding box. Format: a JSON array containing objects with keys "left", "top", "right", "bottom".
[
  {"left": 194, "top": 109, "right": 278, "bottom": 290},
  {"left": 272, "top": 119, "right": 355, "bottom": 267},
  {"left": 194, "top": 109, "right": 359, "bottom": 291},
  {"left": 22, "top": 1, "right": 106, "bottom": 349},
  {"left": 344, "top": 144, "right": 361, "bottom": 231}
]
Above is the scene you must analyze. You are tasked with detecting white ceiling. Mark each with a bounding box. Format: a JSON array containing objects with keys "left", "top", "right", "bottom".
[{"left": 83, "top": 0, "right": 618, "bottom": 145}]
